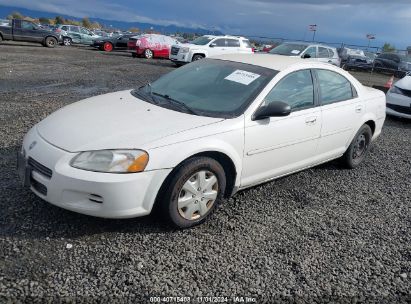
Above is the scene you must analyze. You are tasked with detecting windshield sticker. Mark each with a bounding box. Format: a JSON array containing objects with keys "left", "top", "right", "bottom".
[
  {"left": 225, "top": 70, "right": 261, "bottom": 85},
  {"left": 291, "top": 50, "right": 301, "bottom": 54}
]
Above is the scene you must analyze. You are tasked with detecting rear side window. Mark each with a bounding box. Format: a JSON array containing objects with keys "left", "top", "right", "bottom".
[
  {"left": 242, "top": 40, "right": 252, "bottom": 48},
  {"left": 304, "top": 46, "right": 317, "bottom": 58},
  {"left": 213, "top": 39, "right": 226, "bottom": 47},
  {"left": 316, "top": 69, "right": 354, "bottom": 105},
  {"left": 265, "top": 69, "right": 314, "bottom": 111},
  {"left": 318, "top": 47, "right": 329, "bottom": 58},
  {"left": 226, "top": 39, "right": 240, "bottom": 47}
]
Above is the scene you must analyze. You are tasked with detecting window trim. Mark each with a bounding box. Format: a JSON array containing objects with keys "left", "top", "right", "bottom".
[{"left": 313, "top": 68, "right": 356, "bottom": 106}]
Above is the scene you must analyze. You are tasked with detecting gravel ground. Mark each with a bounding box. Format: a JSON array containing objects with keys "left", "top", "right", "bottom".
[{"left": 0, "top": 42, "right": 410, "bottom": 303}]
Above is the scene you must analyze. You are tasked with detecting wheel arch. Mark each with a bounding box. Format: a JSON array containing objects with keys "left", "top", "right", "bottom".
[
  {"left": 191, "top": 53, "right": 206, "bottom": 61},
  {"left": 153, "top": 150, "right": 239, "bottom": 214}
]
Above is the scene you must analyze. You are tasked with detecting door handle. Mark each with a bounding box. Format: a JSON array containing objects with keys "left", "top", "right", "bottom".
[
  {"left": 305, "top": 117, "right": 317, "bottom": 124},
  {"left": 355, "top": 105, "right": 363, "bottom": 113}
]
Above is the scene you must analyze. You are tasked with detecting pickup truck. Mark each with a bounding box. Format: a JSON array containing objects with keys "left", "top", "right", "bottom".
[{"left": 0, "top": 19, "right": 61, "bottom": 47}]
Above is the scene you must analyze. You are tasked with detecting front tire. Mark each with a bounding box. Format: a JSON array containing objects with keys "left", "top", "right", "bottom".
[
  {"left": 144, "top": 49, "right": 153, "bottom": 59},
  {"left": 192, "top": 54, "right": 204, "bottom": 61},
  {"left": 45, "top": 37, "right": 57, "bottom": 48},
  {"left": 341, "top": 124, "right": 372, "bottom": 169},
  {"left": 160, "top": 157, "right": 226, "bottom": 228}
]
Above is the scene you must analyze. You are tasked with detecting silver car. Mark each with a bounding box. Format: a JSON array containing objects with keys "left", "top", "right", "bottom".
[{"left": 270, "top": 42, "right": 341, "bottom": 66}]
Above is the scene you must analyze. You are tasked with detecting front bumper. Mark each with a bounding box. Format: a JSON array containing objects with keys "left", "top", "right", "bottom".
[
  {"left": 169, "top": 52, "right": 190, "bottom": 63},
  {"left": 386, "top": 92, "right": 411, "bottom": 119},
  {"left": 19, "top": 127, "right": 172, "bottom": 218}
]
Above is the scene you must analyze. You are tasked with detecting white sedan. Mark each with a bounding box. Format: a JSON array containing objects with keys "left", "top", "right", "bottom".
[
  {"left": 386, "top": 74, "right": 411, "bottom": 119},
  {"left": 18, "top": 54, "right": 386, "bottom": 228}
]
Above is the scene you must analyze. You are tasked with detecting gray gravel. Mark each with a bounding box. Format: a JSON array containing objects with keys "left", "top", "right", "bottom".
[{"left": 0, "top": 41, "right": 410, "bottom": 303}]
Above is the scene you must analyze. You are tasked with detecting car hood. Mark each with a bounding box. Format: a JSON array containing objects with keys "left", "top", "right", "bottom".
[
  {"left": 37, "top": 90, "right": 224, "bottom": 152},
  {"left": 395, "top": 75, "right": 411, "bottom": 90}
]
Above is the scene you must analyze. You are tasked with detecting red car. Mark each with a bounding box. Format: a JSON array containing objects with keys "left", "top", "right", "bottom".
[{"left": 128, "top": 34, "right": 178, "bottom": 59}]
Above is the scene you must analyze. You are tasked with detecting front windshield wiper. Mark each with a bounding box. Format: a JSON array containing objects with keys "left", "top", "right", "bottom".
[{"left": 151, "top": 92, "right": 199, "bottom": 115}]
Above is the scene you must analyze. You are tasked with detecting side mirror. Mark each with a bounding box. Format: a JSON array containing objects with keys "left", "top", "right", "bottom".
[
  {"left": 302, "top": 53, "right": 311, "bottom": 59},
  {"left": 209, "top": 43, "right": 216, "bottom": 48},
  {"left": 252, "top": 101, "right": 291, "bottom": 121}
]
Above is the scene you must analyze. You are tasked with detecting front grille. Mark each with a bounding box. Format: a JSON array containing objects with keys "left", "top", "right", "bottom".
[
  {"left": 395, "top": 87, "right": 411, "bottom": 98},
  {"left": 28, "top": 157, "right": 53, "bottom": 179},
  {"left": 31, "top": 178, "right": 47, "bottom": 196},
  {"left": 387, "top": 103, "right": 411, "bottom": 115},
  {"left": 171, "top": 46, "right": 179, "bottom": 55}
]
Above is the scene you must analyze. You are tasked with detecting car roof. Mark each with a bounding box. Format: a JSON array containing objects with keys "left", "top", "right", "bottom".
[
  {"left": 212, "top": 53, "right": 306, "bottom": 71},
  {"left": 281, "top": 41, "right": 337, "bottom": 49}
]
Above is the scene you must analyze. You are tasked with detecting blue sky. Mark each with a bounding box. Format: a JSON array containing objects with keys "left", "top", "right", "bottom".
[{"left": 1, "top": 0, "right": 411, "bottom": 49}]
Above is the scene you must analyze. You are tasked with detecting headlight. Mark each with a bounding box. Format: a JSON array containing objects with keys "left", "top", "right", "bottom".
[
  {"left": 389, "top": 86, "right": 403, "bottom": 95},
  {"left": 70, "top": 150, "right": 149, "bottom": 173},
  {"left": 180, "top": 47, "right": 190, "bottom": 54}
]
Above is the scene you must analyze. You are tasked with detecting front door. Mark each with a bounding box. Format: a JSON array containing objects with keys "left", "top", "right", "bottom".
[
  {"left": 208, "top": 38, "right": 227, "bottom": 57},
  {"left": 241, "top": 69, "right": 322, "bottom": 187}
]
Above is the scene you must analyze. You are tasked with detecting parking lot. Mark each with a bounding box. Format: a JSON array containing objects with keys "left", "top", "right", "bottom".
[{"left": 0, "top": 42, "right": 410, "bottom": 302}]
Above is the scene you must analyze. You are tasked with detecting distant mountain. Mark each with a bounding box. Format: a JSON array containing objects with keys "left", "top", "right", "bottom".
[{"left": 0, "top": 5, "right": 223, "bottom": 35}]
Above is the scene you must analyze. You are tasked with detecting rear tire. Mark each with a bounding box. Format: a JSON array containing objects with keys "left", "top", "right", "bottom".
[
  {"left": 63, "top": 37, "right": 72, "bottom": 46},
  {"left": 144, "top": 49, "right": 153, "bottom": 59},
  {"left": 159, "top": 157, "right": 226, "bottom": 229},
  {"left": 341, "top": 124, "right": 372, "bottom": 169},
  {"left": 103, "top": 42, "right": 113, "bottom": 52},
  {"left": 45, "top": 37, "right": 57, "bottom": 48}
]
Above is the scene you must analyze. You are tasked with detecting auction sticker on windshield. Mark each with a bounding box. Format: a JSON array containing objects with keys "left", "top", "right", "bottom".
[{"left": 225, "top": 70, "right": 261, "bottom": 85}]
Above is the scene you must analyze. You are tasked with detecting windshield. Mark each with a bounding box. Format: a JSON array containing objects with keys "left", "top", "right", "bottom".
[
  {"left": 190, "top": 36, "right": 213, "bottom": 45},
  {"left": 269, "top": 43, "right": 308, "bottom": 56},
  {"left": 131, "top": 59, "right": 277, "bottom": 118}
]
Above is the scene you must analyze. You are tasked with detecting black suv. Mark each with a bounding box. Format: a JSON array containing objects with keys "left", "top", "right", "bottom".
[{"left": 373, "top": 53, "right": 411, "bottom": 78}]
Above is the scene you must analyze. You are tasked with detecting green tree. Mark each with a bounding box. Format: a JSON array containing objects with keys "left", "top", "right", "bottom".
[
  {"left": 128, "top": 27, "right": 140, "bottom": 33},
  {"left": 90, "top": 22, "right": 101, "bottom": 30},
  {"left": 382, "top": 43, "right": 396, "bottom": 53},
  {"left": 39, "top": 17, "right": 50, "bottom": 24},
  {"left": 82, "top": 17, "right": 91, "bottom": 28},
  {"left": 7, "top": 11, "right": 24, "bottom": 20},
  {"left": 55, "top": 16, "right": 65, "bottom": 25}
]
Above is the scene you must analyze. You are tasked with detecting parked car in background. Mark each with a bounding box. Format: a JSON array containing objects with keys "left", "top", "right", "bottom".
[
  {"left": 373, "top": 53, "right": 411, "bottom": 78},
  {"left": 386, "top": 74, "right": 411, "bottom": 119},
  {"left": 128, "top": 34, "right": 178, "bottom": 59},
  {"left": 0, "top": 19, "right": 61, "bottom": 47},
  {"left": 364, "top": 51, "right": 377, "bottom": 63},
  {"left": 269, "top": 42, "right": 341, "bottom": 66},
  {"left": 18, "top": 54, "right": 385, "bottom": 228},
  {"left": 93, "top": 34, "right": 135, "bottom": 52},
  {"left": 338, "top": 47, "right": 365, "bottom": 65},
  {"left": 55, "top": 25, "right": 101, "bottom": 46},
  {"left": 342, "top": 55, "right": 372, "bottom": 72},
  {"left": 169, "top": 35, "right": 253, "bottom": 66}
]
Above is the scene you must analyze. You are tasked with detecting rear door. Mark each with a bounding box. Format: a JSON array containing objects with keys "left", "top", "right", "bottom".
[
  {"left": 318, "top": 46, "right": 332, "bottom": 64},
  {"left": 315, "top": 68, "right": 363, "bottom": 159},
  {"left": 80, "top": 27, "right": 93, "bottom": 45},
  {"left": 225, "top": 38, "right": 241, "bottom": 54}
]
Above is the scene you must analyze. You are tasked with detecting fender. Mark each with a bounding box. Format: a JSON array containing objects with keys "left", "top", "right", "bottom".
[
  {"left": 344, "top": 112, "right": 378, "bottom": 148},
  {"left": 145, "top": 129, "right": 244, "bottom": 188}
]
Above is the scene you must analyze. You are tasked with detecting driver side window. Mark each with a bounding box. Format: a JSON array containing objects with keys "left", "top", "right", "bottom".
[
  {"left": 304, "top": 46, "right": 317, "bottom": 58},
  {"left": 264, "top": 70, "right": 314, "bottom": 111}
]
